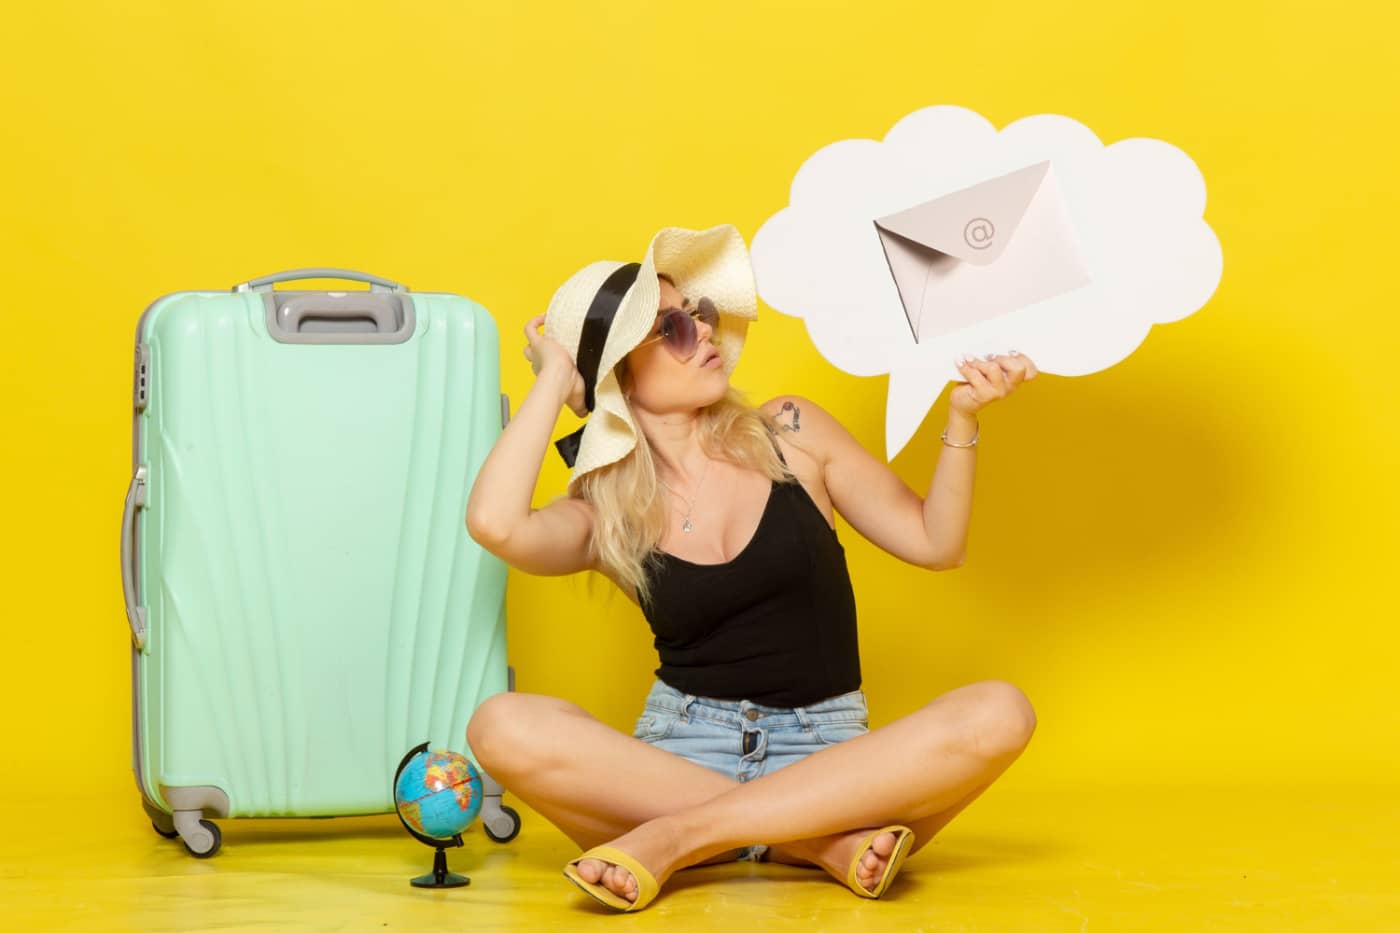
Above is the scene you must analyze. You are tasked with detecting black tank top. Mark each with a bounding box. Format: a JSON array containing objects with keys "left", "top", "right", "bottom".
[{"left": 639, "top": 449, "right": 862, "bottom": 708}]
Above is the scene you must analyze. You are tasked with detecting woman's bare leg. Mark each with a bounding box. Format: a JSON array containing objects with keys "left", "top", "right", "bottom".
[
  {"left": 465, "top": 691, "right": 951, "bottom": 891},
  {"left": 764, "top": 759, "right": 1017, "bottom": 883},
  {"left": 556, "top": 679, "right": 1037, "bottom": 902},
  {"left": 467, "top": 692, "right": 749, "bottom": 864}
]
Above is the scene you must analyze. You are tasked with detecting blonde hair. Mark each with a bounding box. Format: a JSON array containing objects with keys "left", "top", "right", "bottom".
[{"left": 571, "top": 385, "right": 795, "bottom": 609}]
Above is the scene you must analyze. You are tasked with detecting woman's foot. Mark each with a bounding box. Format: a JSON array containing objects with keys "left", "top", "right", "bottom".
[
  {"left": 571, "top": 823, "right": 904, "bottom": 902},
  {"left": 572, "top": 822, "right": 685, "bottom": 905},
  {"left": 764, "top": 827, "right": 903, "bottom": 893}
]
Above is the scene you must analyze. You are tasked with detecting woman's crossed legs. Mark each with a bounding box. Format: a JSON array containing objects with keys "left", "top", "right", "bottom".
[{"left": 466, "top": 679, "right": 1035, "bottom": 904}]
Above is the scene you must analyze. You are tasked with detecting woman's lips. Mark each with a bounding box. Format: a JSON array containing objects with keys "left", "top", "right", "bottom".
[{"left": 703, "top": 353, "right": 721, "bottom": 368}]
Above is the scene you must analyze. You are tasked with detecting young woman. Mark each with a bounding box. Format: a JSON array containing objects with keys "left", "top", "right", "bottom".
[{"left": 465, "top": 224, "right": 1038, "bottom": 911}]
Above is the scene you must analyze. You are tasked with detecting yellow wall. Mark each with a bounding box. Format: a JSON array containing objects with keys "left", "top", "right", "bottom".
[{"left": 2, "top": 0, "right": 1395, "bottom": 795}]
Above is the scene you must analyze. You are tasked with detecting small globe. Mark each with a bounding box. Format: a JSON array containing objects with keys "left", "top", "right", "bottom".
[{"left": 393, "top": 748, "right": 484, "bottom": 840}]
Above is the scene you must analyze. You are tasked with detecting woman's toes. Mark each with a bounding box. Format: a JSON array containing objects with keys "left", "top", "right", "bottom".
[
  {"left": 858, "top": 856, "right": 879, "bottom": 888},
  {"left": 604, "top": 864, "right": 637, "bottom": 900},
  {"left": 576, "top": 859, "right": 637, "bottom": 901},
  {"left": 855, "top": 833, "right": 896, "bottom": 891}
]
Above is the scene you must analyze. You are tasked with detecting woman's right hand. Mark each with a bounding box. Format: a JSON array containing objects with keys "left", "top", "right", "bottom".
[{"left": 523, "top": 314, "right": 587, "bottom": 417}]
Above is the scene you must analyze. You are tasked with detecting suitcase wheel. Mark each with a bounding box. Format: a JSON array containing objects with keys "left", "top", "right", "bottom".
[
  {"left": 180, "top": 819, "right": 222, "bottom": 858},
  {"left": 151, "top": 820, "right": 179, "bottom": 840},
  {"left": 483, "top": 804, "right": 521, "bottom": 844}
]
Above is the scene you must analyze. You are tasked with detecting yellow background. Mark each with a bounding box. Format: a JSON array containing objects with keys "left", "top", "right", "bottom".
[
  {"left": 1, "top": 3, "right": 1398, "bottom": 926},
  {"left": 5, "top": 0, "right": 1398, "bottom": 786}
]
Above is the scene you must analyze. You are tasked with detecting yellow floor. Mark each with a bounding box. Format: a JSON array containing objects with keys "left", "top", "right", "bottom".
[{"left": 3, "top": 780, "right": 1394, "bottom": 931}]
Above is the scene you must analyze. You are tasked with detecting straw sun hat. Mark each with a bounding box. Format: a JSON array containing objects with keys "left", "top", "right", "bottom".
[{"left": 543, "top": 223, "right": 758, "bottom": 489}]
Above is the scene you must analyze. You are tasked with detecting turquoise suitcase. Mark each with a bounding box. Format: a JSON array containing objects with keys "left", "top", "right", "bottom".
[{"left": 120, "top": 268, "right": 519, "bottom": 856}]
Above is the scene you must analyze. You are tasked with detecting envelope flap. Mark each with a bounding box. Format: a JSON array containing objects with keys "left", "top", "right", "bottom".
[{"left": 873, "top": 161, "right": 1051, "bottom": 265}]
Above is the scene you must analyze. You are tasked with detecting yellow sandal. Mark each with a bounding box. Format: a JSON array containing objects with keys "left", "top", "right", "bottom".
[
  {"left": 845, "top": 825, "right": 915, "bottom": 899},
  {"left": 563, "top": 845, "right": 662, "bottom": 912}
]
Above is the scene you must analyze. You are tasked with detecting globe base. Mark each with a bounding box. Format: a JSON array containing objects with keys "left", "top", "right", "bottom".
[{"left": 410, "top": 846, "right": 471, "bottom": 889}]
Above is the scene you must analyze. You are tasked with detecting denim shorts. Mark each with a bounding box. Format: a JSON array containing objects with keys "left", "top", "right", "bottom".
[{"left": 631, "top": 678, "right": 870, "bottom": 861}]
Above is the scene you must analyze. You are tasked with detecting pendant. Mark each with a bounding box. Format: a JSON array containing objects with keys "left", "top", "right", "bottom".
[{"left": 682, "top": 518, "right": 694, "bottom": 533}]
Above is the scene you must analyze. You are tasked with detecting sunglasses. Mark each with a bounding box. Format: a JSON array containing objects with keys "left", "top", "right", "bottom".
[{"left": 635, "top": 295, "right": 720, "bottom": 362}]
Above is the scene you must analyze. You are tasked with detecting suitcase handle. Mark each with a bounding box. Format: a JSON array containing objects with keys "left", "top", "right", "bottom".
[
  {"left": 232, "top": 268, "right": 407, "bottom": 294},
  {"left": 121, "top": 465, "right": 149, "bottom": 651},
  {"left": 281, "top": 297, "right": 399, "bottom": 334}
]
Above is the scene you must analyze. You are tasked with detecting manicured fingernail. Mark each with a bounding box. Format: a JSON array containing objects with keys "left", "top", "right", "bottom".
[
  {"left": 984, "top": 353, "right": 996, "bottom": 361},
  {"left": 1009, "top": 349, "right": 1020, "bottom": 356}
]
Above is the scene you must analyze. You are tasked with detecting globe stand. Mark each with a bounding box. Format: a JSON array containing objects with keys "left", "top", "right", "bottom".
[
  {"left": 394, "top": 742, "right": 471, "bottom": 890},
  {"left": 412, "top": 844, "right": 470, "bottom": 889}
]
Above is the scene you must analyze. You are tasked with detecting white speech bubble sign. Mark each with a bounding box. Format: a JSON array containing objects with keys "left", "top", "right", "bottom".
[{"left": 751, "top": 105, "right": 1223, "bottom": 460}]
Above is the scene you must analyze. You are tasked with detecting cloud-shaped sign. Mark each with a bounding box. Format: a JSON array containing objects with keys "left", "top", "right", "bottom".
[{"left": 751, "top": 105, "right": 1222, "bottom": 460}]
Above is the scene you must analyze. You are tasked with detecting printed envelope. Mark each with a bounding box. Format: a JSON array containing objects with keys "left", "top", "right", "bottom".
[{"left": 874, "top": 161, "right": 1093, "bottom": 342}]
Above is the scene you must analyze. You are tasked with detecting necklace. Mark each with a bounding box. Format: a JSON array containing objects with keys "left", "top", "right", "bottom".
[{"left": 658, "top": 457, "right": 713, "bottom": 533}]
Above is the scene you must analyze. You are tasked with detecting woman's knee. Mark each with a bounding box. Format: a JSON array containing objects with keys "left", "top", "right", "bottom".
[
  {"left": 466, "top": 692, "right": 584, "bottom": 773},
  {"left": 964, "top": 680, "right": 1037, "bottom": 759}
]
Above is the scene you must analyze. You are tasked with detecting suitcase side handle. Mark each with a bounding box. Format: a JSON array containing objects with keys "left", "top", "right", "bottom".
[
  {"left": 232, "top": 268, "right": 407, "bottom": 294},
  {"left": 121, "top": 465, "right": 148, "bottom": 651}
]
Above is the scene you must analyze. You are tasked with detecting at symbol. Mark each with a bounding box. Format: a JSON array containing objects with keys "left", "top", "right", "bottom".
[{"left": 964, "top": 218, "right": 995, "bottom": 250}]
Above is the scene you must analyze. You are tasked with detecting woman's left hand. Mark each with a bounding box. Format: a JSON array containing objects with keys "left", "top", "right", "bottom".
[{"left": 949, "top": 352, "right": 1039, "bottom": 417}]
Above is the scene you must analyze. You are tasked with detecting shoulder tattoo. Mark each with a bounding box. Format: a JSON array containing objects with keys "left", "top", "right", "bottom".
[{"left": 776, "top": 400, "right": 801, "bottom": 433}]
